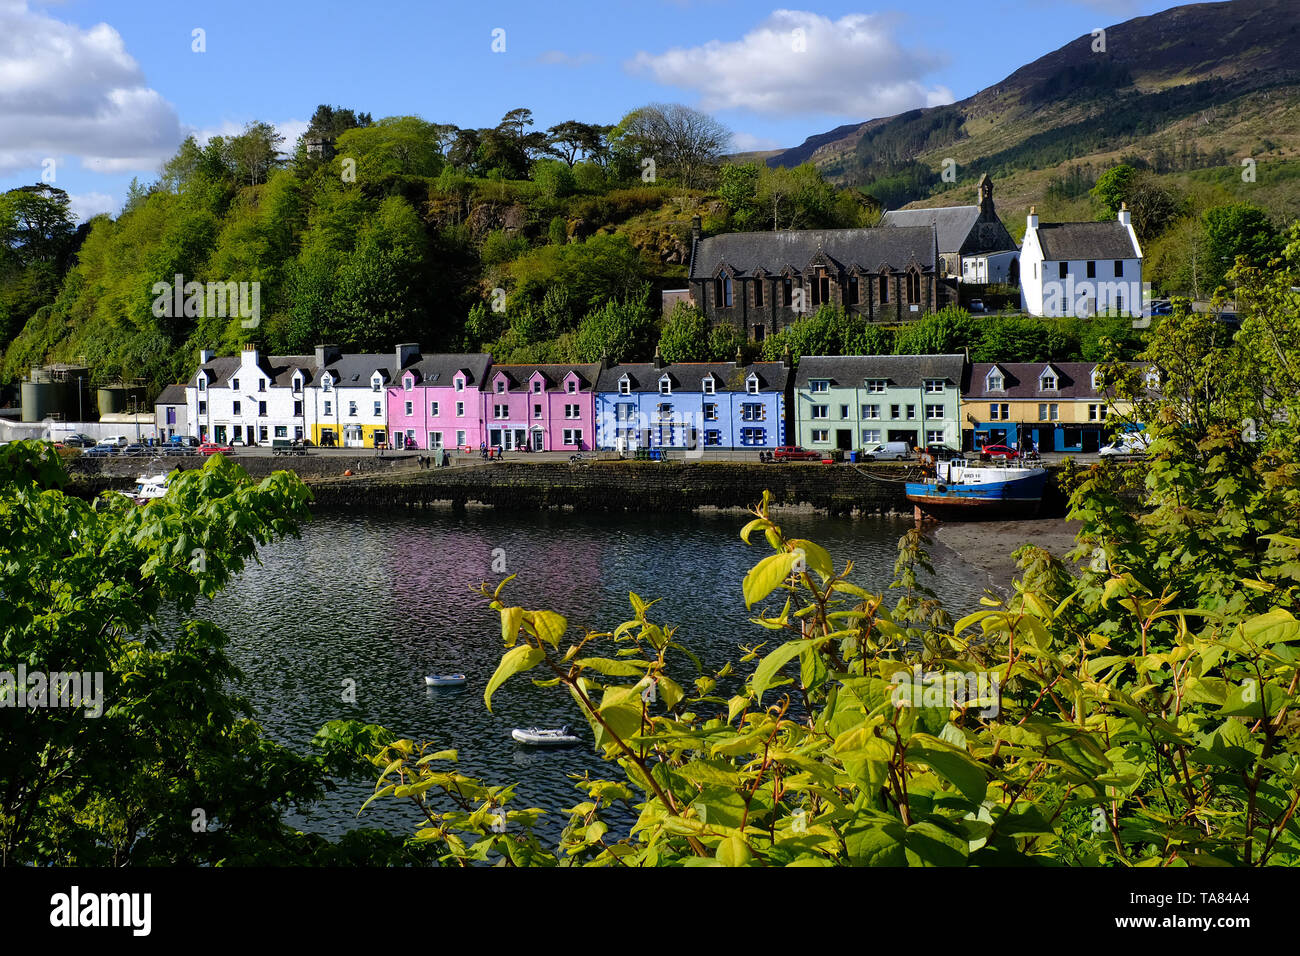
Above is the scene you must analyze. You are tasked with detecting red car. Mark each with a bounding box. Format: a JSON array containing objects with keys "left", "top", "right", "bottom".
[
  {"left": 979, "top": 443, "right": 1020, "bottom": 462},
  {"left": 198, "top": 442, "right": 234, "bottom": 456},
  {"left": 768, "top": 445, "right": 822, "bottom": 462}
]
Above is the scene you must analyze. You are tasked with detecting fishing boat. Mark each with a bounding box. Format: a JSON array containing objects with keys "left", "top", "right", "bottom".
[
  {"left": 424, "top": 674, "right": 467, "bottom": 687},
  {"left": 905, "top": 457, "right": 1048, "bottom": 517},
  {"left": 121, "top": 473, "right": 170, "bottom": 505},
  {"left": 511, "top": 726, "right": 580, "bottom": 746}
]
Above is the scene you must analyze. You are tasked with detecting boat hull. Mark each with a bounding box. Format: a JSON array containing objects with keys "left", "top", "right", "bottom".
[{"left": 905, "top": 468, "right": 1048, "bottom": 518}]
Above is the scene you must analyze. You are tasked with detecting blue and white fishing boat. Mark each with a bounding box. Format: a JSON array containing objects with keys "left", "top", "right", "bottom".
[{"left": 905, "top": 457, "right": 1048, "bottom": 516}]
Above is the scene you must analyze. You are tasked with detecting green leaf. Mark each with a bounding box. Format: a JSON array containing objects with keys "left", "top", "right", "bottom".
[
  {"left": 751, "top": 639, "right": 812, "bottom": 701},
  {"left": 501, "top": 606, "right": 524, "bottom": 647},
  {"left": 484, "top": 645, "right": 546, "bottom": 712},
  {"left": 530, "top": 610, "right": 568, "bottom": 648},
  {"left": 743, "top": 552, "right": 798, "bottom": 609},
  {"left": 786, "top": 539, "right": 833, "bottom": 577}
]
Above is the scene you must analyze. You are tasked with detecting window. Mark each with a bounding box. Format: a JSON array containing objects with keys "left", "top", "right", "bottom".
[
  {"left": 703, "top": 403, "right": 718, "bottom": 422},
  {"left": 565, "top": 404, "right": 580, "bottom": 419},
  {"left": 810, "top": 380, "right": 829, "bottom": 393},
  {"left": 454, "top": 379, "right": 464, "bottom": 392},
  {"left": 431, "top": 402, "right": 439, "bottom": 417},
  {"left": 722, "top": 275, "right": 733, "bottom": 307},
  {"left": 811, "top": 429, "right": 829, "bottom": 443},
  {"left": 324, "top": 400, "right": 332, "bottom": 416},
  {"left": 890, "top": 404, "right": 900, "bottom": 419},
  {"left": 659, "top": 378, "right": 671, "bottom": 395},
  {"left": 495, "top": 380, "right": 506, "bottom": 394},
  {"left": 258, "top": 401, "right": 267, "bottom": 417},
  {"left": 233, "top": 401, "right": 241, "bottom": 415},
  {"left": 811, "top": 405, "right": 828, "bottom": 419},
  {"left": 369, "top": 401, "right": 378, "bottom": 416},
  {"left": 1088, "top": 404, "right": 1107, "bottom": 421},
  {"left": 349, "top": 401, "right": 358, "bottom": 417},
  {"left": 741, "top": 403, "right": 765, "bottom": 422},
  {"left": 754, "top": 280, "right": 764, "bottom": 307},
  {"left": 1040, "top": 372, "right": 1058, "bottom": 391},
  {"left": 294, "top": 426, "right": 303, "bottom": 439},
  {"left": 563, "top": 428, "right": 583, "bottom": 447},
  {"left": 1058, "top": 262, "right": 1068, "bottom": 280},
  {"left": 705, "top": 430, "right": 723, "bottom": 446},
  {"left": 456, "top": 430, "right": 466, "bottom": 447},
  {"left": 1114, "top": 260, "right": 1124, "bottom": 277},
  {"left": 372, "top": 378, "right": 381, "bottom": 392},
  {"left": 703, "top": 378, "right": 715, "bottom": 395},
  {"left": 840, "top": 404, "right": 850, "bottom": 419},
  {"left": 494, "top": 404, "right": 509, "bottom": 419},
  {"left": 924, "top": 380, "right": 944, "bottom": 393},
  {"left": 878, "top": 276, "right": 890, "bottom": 303},
  {"left": 401, "top": 401, "right": 410, "bottom": 416},
  {"left": 198, "top": 378, "right": 206, "bottom": 392},
  {"left": 403, "top": 377, "right": 412, "bottom": 392},
  {"left": 274, "top": 426, "right": 287, "bottom": 438},
  {"left": 906, "top": 404, "right": 916, "bottom": 420},
  {"left": 906, "top": 271, "right": 921, "bottom": 304},
  {"left": 989, "top": 403, "right": 1008, "bottom": 421},
  {"left": 455, "top": 402, "right": 464, "bottom": 417},
  {"left": 232, "top": 378, "right": 240, "bottom": 390},
  {"left": 532, "top": 380, "right": 542, "bottom": 393},
  {"left": 987, "top": 371, "right": 1004, "bottom": 392},
  {"left": 782, "top": 277, "right": 793, "bottom": 307},
  {"left": 741, "top": 427, "right": 767, "bottom": 446},
  {"left": 926, "top": 429, "right": 944, "bottom": 445},
  {"left": 746, "top": 377, "right": 759, "bottom": 395},
  {"left": 861, "top": 429, "right": 880, "bottom": 444},
  {"left": 566, "top": 380, "right": 577, "bottom": 394},
  {"left": 259, "top": 426, "right": 268, "bottom": 442},
  {"left": 429, "top": 432, "right": 443, "bottom": 448},
  {"left": 619, "top": 378, "right": 631, "bottom": 396},
  {"left": 534, "top": 404, "right": 543, "bottom": 419},
  {"left": 866, "top": 379, "right": 886, "bottom": 393},
  {"left": 293, "top": 400, "right": 302, "bottom": 416},
  {"left": 847, "top": 275, "right": 859, "bottom": 305},
  {"left": 863, "top": 404, "right": 880, "bottom": 420},
  {"left": 1086, "top": 261, "right": 1096, "bottom": 279},
  {"left": 1039, "top": 403, "right": 1059, "bottom": 421},
  {"left": 656, "top": 403, "right": 672, "bottom": 419},
  {"left": 926, "top": 404, "right": 944, "bottom": 420},
  {"left": 258, "top": 380, "right": 266, "bottom": 392},
  {"left": 293, "top": 378, "right": 302, "bottom": 393},
  {"left": 199, "top": 400, "right": 207, "bottom": 414}
]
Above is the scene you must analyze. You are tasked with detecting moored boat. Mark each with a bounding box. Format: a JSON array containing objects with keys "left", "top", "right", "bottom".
[
  {"left": 424, "top": 674, "right": 467, "bottom": 687},
  {"left": 905, "top": 458, "right": 1048, "bottom": 517},
  {"left": 120, "top": 473, "right": 170, "bottom": 505},
  {"left": 511, "top": 726, "right": 580, "bottom": 746}
]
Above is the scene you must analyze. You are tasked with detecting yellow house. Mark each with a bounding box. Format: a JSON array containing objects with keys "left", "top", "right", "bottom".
[{"left": 962, "top": 361, "right": 1144, "bottom": 453}]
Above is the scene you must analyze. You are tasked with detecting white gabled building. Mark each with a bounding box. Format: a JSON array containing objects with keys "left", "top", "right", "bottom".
[
  {"left": 1020, "top": 204, "right": 1143, "bottom": 318},
  {"left": 188, "top": 344, "right": 313, "bottom": 445},
  {"left": 306, "top": 344, "right": 413, "bottom": 449}
]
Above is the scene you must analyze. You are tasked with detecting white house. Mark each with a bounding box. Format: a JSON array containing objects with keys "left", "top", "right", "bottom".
[
  {"left": 1019, "top": 204, "right": 1143, "bottom": 317},
  {"left": 187, "top": 345, "right": 313, "bottom": 445},
  {"left": 307, "top": 344, "right": 411, "bottom": 448}
]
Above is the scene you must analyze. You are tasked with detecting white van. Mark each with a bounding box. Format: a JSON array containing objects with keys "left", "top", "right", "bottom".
[
  {"left": 862, "top": 440, "right": 911, "bottom": 461},
  {"left": 1099, "top": 432, "right": 1151, "bottom": 457}
]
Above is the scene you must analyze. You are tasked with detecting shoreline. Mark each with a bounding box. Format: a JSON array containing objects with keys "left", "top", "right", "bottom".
[{"left": 928, "top": 517, "right": 1082, "bottom": 595}]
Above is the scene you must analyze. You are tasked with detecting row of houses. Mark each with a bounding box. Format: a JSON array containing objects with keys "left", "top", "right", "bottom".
[{"left": 156, "top": 343, "right": 1146, "bottom": 455}]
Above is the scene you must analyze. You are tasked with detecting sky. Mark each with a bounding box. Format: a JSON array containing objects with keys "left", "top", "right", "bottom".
[{"left": 0, "top": 0, "right": 1187, "bottom": 221}]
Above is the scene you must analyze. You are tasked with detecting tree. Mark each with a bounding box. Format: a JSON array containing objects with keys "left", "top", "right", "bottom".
[
  {"left": 1091, "top": 163, "right": 1139, "bottom": 216},
  {"left": 0, "top": 184, "right": 76, "bottom": 267},
  {"left": 718, "top": 163, "right": 762, "bottom": 230},
  {"left": 657, "top": 303, "right": 711, "bottom": 362},
  {"left": 226, "top": 121, "right": 286, "bottom": 187},
  {"left": 615, "top": 103, "right": 730, "bottom": 189},
  {"left": 1202, "top": 203, "right": 1280, "bottom": 295},
  {"left": 572, "top": 286, "right": 657, "bottom": 362},
  {"left": 545, "top": 121, "right": 604, "bottom": 167}
]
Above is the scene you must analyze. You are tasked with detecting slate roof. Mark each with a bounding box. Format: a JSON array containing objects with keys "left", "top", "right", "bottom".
[
  {"left": 596, "top": 362, "right": 790, "bottom": 393},
  {"left": 1034, "top": 221, "right": 1140, "bottom": 261},
  {"left": 689, "top": 227, "right": 937, "bottom": 281},
  {"left": 965, "top": 362, "right": 1133, "bottom": 400},
  {"left": 402, "top": 353, "right": 493, "bottom": 388},
  {"left": 311, "top": 353, "right": 396, "bottom": 388},
  {"left": 880, "top": 206, "right": 983, "bottom": 254},
  {"left": 488, "top": 363, "right": 603, "bottom": 392},
  {"left": 794, "top": 354, "right": 965, "bottom": 389},
  {"left": 154, "top": 384, "right": 187, "bottom": 406},
  {"left": 193, "top": 354, "right": 316, "bottom": 388}
]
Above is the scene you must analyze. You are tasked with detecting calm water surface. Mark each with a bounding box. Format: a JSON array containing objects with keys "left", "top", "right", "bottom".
[{"left": 205, "top": 508, "right": 996, "bottom": 842}]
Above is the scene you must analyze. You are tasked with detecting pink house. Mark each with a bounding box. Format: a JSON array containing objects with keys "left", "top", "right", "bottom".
[
  {"left": 386, "top": 351, "right": 493, "bottom": 451},
  {"left": 481, "top": 363, "right": 601, "bottom": 452}
]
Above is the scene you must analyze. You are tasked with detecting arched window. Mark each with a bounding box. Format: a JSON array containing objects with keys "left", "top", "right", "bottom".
[
  {"left": 907, "top": 271, "right": 921, "bottom": 304},
  {"left": 722, "top": 275, "right": 733, "bottom": 307}
]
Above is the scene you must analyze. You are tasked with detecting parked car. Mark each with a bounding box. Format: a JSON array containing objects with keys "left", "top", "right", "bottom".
[
  {"left": 1100, "top": 432, "right": 1151, "bottom": 457},
  {"left": 861, "top": 440, "right": 911, "bottom": 461},
  {"left": 59, "top": 434, "right": 97, "bottom": 448},
  {"left": 969, "top": 299, "right": 986, "bottom": 313},
  {"left": 1149, "top": 299, "right": 1173, "bottom": 316},
  {"left": 768, "top": 445, "right": 822, "bottom": 462},
  {"left": 163, "top": 444, "right": 192, "bottom": 456},
  {"left": 924, "top": 443, "right": 959, "bottom": 460},
  {"left": 979, "top": 443, "right": 1021, "bottom": 462},
  {"left": 198, "top": 442, "right": 234, "bottom": 456},
  {"left": 96, "top": 435, "right": 129, "bottom": 448},
  {"left": 82, "top": 444, "right": 118, "bottom": 457},
  {"left": 168, "top": 435, "right": 199, "bottom": 447},
  {"left": 120, "top": 443, "right": 150, "bottom": 456}
]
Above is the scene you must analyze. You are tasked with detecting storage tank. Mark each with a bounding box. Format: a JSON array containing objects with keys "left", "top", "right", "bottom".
[
  {"left": 20, "top": 364, "right": 94, "bottom": 422},
  {"left": 97, "top": 383, "right": 145, "bottom": 417}
]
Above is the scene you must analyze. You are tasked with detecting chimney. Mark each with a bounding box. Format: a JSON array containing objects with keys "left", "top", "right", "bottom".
[
  {"left": 198, "top": 348, "right": 215, "bottom": 364},
  {"left": 314, "top": 344, "right": 340, "bottom": 369},
  {"left": 653, "top": 345, "right": 665, "bottom": 370},
  {"left": 1118, "top": 202, "right": 1132, "bottom": 227},
  {"left": 783, "top": 343, "right": 793, "bottom": 369},
  {"left": 978, "top": 173, "right": 994, "bottom": 218},
  {"left": 691, "top": 215, "right": 702, "bottom": 244},
  {"left": 1027, "top": 205, "right": 1039, "bottom": 231},
  {"left": 241, "top": 342, "right": 258, "bottom": 367},
  {"left": 735, "top": 346, "right": 744, "bottom": 366},
  {"left": 395, "top": 342, "right": 420, "bottom": 370}
]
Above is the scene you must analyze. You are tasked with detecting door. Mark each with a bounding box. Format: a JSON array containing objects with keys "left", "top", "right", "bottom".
[
  {"left": 489, "top": 428, "right": 502, "bottom": 448},
  {"left": 513, "top": 429, "right": 526, "bottom": 450},
  {"left": 531, "top": 429, "right": 543, "bottom": 451},
  {"left": 835, "top": 429, "right": 852, "bottom": 451},
  {"left": 214, "top": 425, "right": 227, "bottom": 443}
]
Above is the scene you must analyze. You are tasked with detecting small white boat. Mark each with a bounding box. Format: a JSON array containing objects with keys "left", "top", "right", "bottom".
[
  {"left": 511, "top": 726, "right": 580, "bottom": 746},
  {"left": 120, "top": 473, "right": 170, "bottom": 505},
  {"left": 424, "top": 674, "right": 467, "bottom": 687}
]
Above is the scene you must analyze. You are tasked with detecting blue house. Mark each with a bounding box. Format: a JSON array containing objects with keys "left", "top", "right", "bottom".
[{"left": 595, "top": 351, "right": 791, "bottom": 452}]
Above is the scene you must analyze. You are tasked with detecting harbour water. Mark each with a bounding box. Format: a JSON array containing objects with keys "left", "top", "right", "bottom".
[{"left": 205, "top": 507, "right": 998, "bottom": 843}]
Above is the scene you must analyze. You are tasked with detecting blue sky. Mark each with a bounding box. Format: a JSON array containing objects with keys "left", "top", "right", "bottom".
[{"left": 0, "top": 0, "right": 1183, "bottom": 221}]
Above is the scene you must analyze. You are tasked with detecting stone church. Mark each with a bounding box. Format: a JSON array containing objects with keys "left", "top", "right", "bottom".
[{"left": 879, "top": 174, "right": 1019, "bottom": 284}]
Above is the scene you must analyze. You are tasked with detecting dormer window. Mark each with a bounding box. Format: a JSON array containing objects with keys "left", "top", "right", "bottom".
[
  {"left": 1040, "top": 371, "right": 1058, "bottom": 391},
  {"left": 403, "top": 376, "right": 413, "bottom": 391},
  {"left": 865, "top": 379, "right": 886, "bottom": 394},
  {"left": 455, "top": 378, "right": 464, "bottom": 392},
  {"left": 198, "top": 377, "right": 206, "bottom": 392},
  {"left": 292, "top": 376, "right": 302, "bottom": 393},
  {"left": 532, "top": 380, "right": 542, "bottom": 393},
  {"left": 618, "top": 377, "right": 631, "bottom": 396},
  {"left": 372, "top": 376, "right": 382, "bottom": 393},
  {"left": 322, "top": 376, "right": 332, "bottom": 392},
  {"left": 1145, "top": 368, "right": 1160, "bottom": 389},
  {"left": 258, "top": 379, "right": 266, "bottom": 392},
  {"left": 986, "top": 370, "right": 1004, "bottom": 392},
  {"left": 566, "top": 380, "right": 577, "bottom": 394},
  {"left": 232, "top": 378, "right": 240, "bottom": 391},
  {"left": 495, "top": 380, "right": 506, "bottom": 394},
  {"left": 810, "top": 380, "right": 829, "bottom": 393},
  {"left": 1090, "top": 367, "right": 1103, "bottom": 391},
  {"left": 746, "top": 376, "right": 759, "bottom": 395},
  {"left": 659, "top": 376, "right": 671, "bottom": 396},
  {"left": 703, "top": 377, "right": 715, "bottom": 396}
]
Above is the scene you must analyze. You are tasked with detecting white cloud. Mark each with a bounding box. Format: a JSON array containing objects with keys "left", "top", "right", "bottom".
[
  {"left": 189, "top": 118, "right": 310, "bottom": 156},
  {"left": 66, "top": 191, "right": 118, "bottom": 223},
  {"left": 0, "top": 1, "right": 181, "bottom": 176},
  {"left": 535, "top": 50, "right": 599, "bottom": 67},
  {"left": 628, "top": 10, "right": 953, "bottom": 117},
  {"left": 730, "top": 131, "right": 782, "bottom": 152}
]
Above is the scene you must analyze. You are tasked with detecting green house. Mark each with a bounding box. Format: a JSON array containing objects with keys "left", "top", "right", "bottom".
[{"left": 793, "top": 354, "right": 965, "bottom": 453}]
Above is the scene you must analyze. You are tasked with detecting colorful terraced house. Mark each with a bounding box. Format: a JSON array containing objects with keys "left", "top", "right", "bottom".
[
  {"left": 594, "top": 349, "right": 791, "bottom": 451},
  {"left": 386, "top": 350, "right": 493, "bottom": 451},
  {"left": 480, "top": 363, "right": 602, "bottom": 452}
]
